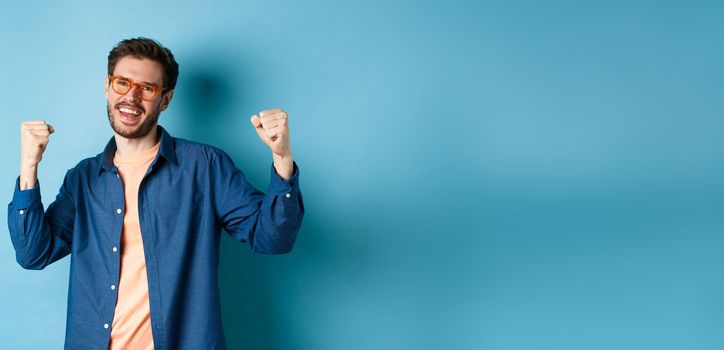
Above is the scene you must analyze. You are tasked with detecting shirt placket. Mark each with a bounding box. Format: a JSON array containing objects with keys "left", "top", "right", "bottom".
[
  {"left": 103, "top": 168, "right": 125, "bottom": 343},
  {"left": 138, "top": 163, "right": 168, "bottom": 350}
]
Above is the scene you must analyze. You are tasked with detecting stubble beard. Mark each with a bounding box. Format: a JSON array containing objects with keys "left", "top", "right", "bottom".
[{"left": 107, "top": 102, "right": 160, "bottom": 139}]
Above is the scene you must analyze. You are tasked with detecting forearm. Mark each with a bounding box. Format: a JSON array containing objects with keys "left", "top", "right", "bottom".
[
  {"left": 19, "top": 164, "right": 38, "bottom": 190},
  {"left": 8, "top": 177, "right": 73, "bottom": 270},
  {"left": 272, "top": 153, "right": 294, "bottom": 180},
  {"left": 252, "top": 191, "right": 304, "bottom": 254},
  {"left": 251, "top": 161, "right": 304, "bottom": 254}
]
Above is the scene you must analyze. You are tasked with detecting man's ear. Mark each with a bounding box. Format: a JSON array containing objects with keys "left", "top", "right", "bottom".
[
  {"left": 160, "top": 90, "right": 174, "bottom": 112},
  {"left": 104, "top": 77, "right": 109, "bottom": 99}
]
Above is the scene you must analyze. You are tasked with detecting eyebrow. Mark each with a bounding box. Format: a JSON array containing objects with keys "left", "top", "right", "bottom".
[{"left": 115, "top": 75, "right": 160, "bottom": 87}]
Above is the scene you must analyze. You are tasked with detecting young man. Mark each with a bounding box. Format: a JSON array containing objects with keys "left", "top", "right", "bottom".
[{"left": 8, "top": 37, "right": 304, "bottom": 349}]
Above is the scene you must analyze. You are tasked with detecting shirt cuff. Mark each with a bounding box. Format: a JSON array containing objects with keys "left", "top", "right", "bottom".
[
  {"left": 268, "top": 161, "right": 300, "bottom": 196},
  {"left": 12, "top": 177, "right": 41, "bottom": 210}
]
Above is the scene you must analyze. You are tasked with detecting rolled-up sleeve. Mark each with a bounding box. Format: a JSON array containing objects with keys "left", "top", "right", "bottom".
[
  {"left": 212, "top": 150, "right": 304, "bottom": 254},
  {"left": 7, "top": 172, "right": 75, "bottom": 270}
]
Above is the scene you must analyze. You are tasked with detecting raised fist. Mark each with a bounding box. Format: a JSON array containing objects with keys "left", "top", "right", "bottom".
[
  {"left": 21, "top": 121, "right": 55, "bottom": 169},
  {"left": 250, "top": 108, "right": 291, "bottom": 158}
]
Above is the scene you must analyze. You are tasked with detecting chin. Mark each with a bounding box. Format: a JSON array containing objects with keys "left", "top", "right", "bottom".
[{"left": 107, "top": 103, "right": 160, "bottom": 139}]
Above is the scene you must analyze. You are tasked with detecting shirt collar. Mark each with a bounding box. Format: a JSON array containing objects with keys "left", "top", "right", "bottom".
[{"left": 97, "top": 125, "right": 178, "bottom": 176}]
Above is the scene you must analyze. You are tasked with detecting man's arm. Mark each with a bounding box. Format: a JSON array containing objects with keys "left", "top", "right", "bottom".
[
  {"left": 212, "top": 108, "right": 304, "bottom": 253},
  {"left": 211, "top": 150, "right": 304, "bottom": 254},
  {"left": 8, "top": 121, "right": 74, "bottom": 270}
]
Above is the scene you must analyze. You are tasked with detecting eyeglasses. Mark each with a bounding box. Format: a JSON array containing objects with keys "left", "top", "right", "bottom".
[{"left": 108, "top": 75, "right": 164, "bottom": 101}]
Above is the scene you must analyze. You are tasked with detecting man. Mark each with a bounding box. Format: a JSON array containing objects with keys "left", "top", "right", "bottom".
[{"left": 7, "top": 37, "right": 304, "bottom": 349}]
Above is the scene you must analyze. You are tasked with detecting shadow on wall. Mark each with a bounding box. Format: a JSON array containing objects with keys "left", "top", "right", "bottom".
[
  {"left": 174, "top": 48, "right": 369, "bottom": 349},
  {"left": 175, "top": 51, "right": 283, "bottom": 349}
]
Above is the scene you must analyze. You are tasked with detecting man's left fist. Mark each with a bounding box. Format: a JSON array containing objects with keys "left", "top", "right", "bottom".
[{"left": 250, "top": 108, "right": 292, "bottom": 157}]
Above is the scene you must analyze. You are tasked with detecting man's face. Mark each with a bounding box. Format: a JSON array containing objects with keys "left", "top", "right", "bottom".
[{"left": 105, "top": 56, "right": 173, "bottom": 139}]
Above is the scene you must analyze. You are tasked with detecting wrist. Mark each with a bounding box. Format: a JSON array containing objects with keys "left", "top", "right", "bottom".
[
  {"left": 272, "top": 153, "right": 294, "bottom": 180},
  {"left": 19, "top": 164, "right": 38, "bottom": 191},
  {"left": 272, "top": 151, "right": 293, "bottom": 162},
  {"left": 20, "top": 163, "right": 38, "bottom": 174}
]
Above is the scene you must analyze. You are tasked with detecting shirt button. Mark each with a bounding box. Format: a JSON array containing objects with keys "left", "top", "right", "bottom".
[
  {"left": 116, "top": 174, "right": 120, "bottom": 178},
  {"left": 18, "top": 209, "right": 24, "bottom": 215},
  {"left": 116, "top": 208, "right": 122, "bottom": 214},
  {"left": 111, "top": 284, "right": 116, "bottom": 290},
  {"left": 103, "top": 323, "right": 109, "bottom": 329},
  {"left": 285, "top": 193, "right": 291, "bottom": 198},
  {"left": 112, "top": 246, "right": 118, "bottom": 252}
]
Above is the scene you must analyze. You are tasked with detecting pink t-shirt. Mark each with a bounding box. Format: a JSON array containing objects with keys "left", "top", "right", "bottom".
[{"left": 108, "top": 141, "right": 160, "bottom": 350}]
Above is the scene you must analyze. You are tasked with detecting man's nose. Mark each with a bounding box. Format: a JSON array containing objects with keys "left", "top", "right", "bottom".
[{"left": 126, "top": 85, "right": 142, "bottom": 101}]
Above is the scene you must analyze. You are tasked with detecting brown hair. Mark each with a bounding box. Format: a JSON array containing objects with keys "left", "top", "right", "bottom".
[{"left": 107, "top": 37, "right": 179, "bottom": 92}]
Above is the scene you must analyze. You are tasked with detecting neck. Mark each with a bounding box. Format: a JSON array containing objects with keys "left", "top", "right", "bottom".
[{"left": 114, "top": 125, "right": 160, "bottom": 157}]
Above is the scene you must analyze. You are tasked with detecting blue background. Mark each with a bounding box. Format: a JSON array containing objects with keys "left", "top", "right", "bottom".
[{"left": 2, "top": 0, "right": 724, "bottom": 349}]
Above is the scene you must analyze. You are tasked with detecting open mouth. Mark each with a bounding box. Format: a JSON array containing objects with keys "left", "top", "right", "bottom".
[{"left": 117, "top": 105, "right": 144, "bottom": 121}]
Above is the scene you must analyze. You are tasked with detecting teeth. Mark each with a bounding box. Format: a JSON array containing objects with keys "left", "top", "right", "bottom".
[{"left": 119, "top": 107, "right": 140, "bottom": 115}]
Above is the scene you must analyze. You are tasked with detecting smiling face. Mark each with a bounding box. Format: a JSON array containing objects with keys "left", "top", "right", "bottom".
[{"left": 105, "top": 56, "right": 174, "bottom": 139}]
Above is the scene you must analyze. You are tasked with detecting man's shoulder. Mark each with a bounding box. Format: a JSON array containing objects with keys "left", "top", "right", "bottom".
[
  {"left": 171, "top": 136, "right": 229, "bottom": 163},
  {"left": 65, "top": 154, "right": 102, "bottom": 177}
]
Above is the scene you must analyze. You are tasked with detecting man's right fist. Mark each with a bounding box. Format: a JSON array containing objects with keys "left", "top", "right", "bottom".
[{"left": 21, "top": 121, "right": 55, "bottom": 169}]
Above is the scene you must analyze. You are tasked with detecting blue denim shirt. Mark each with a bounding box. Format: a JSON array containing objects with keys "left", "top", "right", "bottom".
[{"left": 7, "top": 125, "right": 304, "bottom": 349}]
